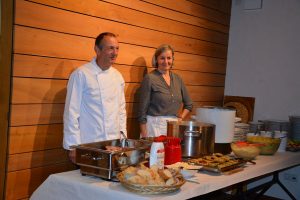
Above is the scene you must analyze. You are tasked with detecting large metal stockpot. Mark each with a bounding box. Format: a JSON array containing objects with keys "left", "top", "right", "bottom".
[{"left": 167, "top": 121, "right": 215, "bottom": 158}]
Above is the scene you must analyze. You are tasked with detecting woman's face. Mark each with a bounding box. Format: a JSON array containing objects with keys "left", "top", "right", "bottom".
[{"left": 157, "top": 50, "right": 173, "bottom": 72}]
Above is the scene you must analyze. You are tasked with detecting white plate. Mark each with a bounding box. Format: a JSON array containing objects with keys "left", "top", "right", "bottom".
[{"left": 180, "top": 169, "right": 198, "bottom": 179}]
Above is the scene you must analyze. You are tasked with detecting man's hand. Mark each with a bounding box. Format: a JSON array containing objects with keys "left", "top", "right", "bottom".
[{"left": 68, "top": 149, "right": 76, "bottom": 164}]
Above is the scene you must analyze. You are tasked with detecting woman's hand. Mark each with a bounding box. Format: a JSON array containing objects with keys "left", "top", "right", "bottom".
[
  {"left": 179, "top": 109, "right": 191, "bottom": 121},
  {"left": 140, "top": 123, "right": 148, "bottom": 138}
]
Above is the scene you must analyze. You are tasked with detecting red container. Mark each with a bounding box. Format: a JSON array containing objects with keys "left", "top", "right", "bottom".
[{"left": 164, "top": 137, "right": 182, "bottom": 165}]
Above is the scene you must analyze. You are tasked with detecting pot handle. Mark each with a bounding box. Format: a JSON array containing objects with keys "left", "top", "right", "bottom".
[
  {"left": 81, "top": 153, "right": 104, "bottom": 161},
  {"left": 184, "top": 130, "right": 202, "bottom": 138}
]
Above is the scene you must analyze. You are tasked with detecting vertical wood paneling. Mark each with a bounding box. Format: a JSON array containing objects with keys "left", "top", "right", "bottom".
[
  {"left": 5, "top": 0, "right": 231, "bottom": 199},
  {"left": 0, "top": 0, "right": 14, "bottom": 199}
]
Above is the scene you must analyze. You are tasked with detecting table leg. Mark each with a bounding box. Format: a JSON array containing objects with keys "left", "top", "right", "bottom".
[
  {"left": 276, "top": 177, "right": 297, "bottom": 200},
  {"left": 256, "top": 171, "right": 296, "bottom": 200}
]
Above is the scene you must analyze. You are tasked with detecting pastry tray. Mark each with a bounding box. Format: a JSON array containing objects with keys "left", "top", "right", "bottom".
[
  {"left": 187, "top": 154, "right": 247, "bottom": 174},
  {"left": 200, "top": 160, "right": 246, "bottom": 174}
]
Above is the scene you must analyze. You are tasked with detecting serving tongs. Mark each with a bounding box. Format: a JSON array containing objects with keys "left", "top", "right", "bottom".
[
  {"left": 120, "top": 131, "right": 128, "bottom": 148},
  {"left": 118, "top": 131, "right": 129, "bottom": 166}
]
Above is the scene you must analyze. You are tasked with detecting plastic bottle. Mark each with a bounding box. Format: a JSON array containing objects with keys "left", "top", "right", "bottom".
[
  {"left": 165, "top": 137, "right": 181, "bottom": 165},
  {"left": 149, "top": 137, "right": 165, "bottom": 169}
]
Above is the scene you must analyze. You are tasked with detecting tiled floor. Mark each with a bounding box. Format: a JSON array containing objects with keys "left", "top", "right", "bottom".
[{"left": 188, "top": 190, "right": 284, "bottom": 200}]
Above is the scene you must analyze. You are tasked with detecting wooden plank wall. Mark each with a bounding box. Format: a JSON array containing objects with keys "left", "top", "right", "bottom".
[
  {"left": 6, "top": 0, "right": 231, "bottom": 199},
  {"left": 0, "top": 0, "right": 14, "bottom": 199}
]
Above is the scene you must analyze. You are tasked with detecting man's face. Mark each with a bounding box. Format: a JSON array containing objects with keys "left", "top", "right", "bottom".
[{"left": 95, "top": 36, "right": 119, "bottom": 70}]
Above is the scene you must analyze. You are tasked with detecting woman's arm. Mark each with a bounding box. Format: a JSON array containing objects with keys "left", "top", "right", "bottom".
[
  {"left": 139, "top": 123, "right": 148, "bottom": 138},
  {"left": 138, "top": 75, "right": 151, "bottom": 137},
  {"left": 180, "top": 77, "right": 193, "bottom": 114},
  {"left": 178, "top": 108, "right": 191, "bottom": 121}
]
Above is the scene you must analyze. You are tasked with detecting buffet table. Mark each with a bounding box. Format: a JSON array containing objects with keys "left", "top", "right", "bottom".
[{"left": 30, "top": 152, "right": 300, "bottom": 200}]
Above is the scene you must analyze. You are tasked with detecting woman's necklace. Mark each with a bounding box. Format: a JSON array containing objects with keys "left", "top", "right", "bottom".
[{"left": 161, "top": 71, "right": 171, "bottom": 86}]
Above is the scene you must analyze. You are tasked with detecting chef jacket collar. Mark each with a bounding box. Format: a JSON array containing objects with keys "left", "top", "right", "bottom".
[{"left": 91, "top": 57, "right": 112, "bottom": 74}]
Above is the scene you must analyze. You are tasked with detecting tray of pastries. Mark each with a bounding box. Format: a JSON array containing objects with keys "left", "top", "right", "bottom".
[
  {"left": 187, "top": 153, "right": 246, "bottom": 174},
  {"left": 287, "top": 140, "right": 300, "bottom": 152}
]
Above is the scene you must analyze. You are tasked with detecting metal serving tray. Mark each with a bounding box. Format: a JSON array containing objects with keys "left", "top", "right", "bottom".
[
  {"left": 187, "top": 154, "right": 247, "bottom": 175},
  {"left": 200, "top": 160, "right": 246, "bottom": 174},
  {"left": 73, "top": 139, "right": 151, "bottom": 180}
]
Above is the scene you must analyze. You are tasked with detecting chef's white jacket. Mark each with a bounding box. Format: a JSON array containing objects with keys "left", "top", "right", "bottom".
[{"left": 63, "top": 58, "right": 127, "bottom": 150}]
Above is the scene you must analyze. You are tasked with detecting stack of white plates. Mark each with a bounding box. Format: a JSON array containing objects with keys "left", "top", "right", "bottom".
[
  {"left": 289, "top": 116, "right": 300, "bottom": 141},
  {"left": 233, "top": 123, "right": 250, "bottom": 142}
]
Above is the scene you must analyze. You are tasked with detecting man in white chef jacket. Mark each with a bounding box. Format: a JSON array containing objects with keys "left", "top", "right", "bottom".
[{"left": 63, "top": 32, "right": 127, "bottom": 163}]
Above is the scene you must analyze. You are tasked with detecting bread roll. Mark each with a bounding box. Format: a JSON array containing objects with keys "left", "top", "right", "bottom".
[
  {"left": 120, "top": 164, "right": 182, "bottom": 186},
  {"left": 166, "top": 177, "right": 175, "bottom": 186},
  {"left": 127, "top": 175, "right": 147, "bottom": 185},
  {"left": 137, "top": 169, "right": 152, "bottom": 180},
  {"left": 158, "top": 169, "right": 173, "bottom": 180}
]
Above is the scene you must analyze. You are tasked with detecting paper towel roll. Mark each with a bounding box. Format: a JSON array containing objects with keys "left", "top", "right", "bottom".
[{"left": 196, "top": 107, "right": 236, "bottom": 143}]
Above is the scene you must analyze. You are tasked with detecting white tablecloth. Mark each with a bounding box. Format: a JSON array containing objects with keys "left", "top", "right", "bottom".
[{"left": 30, "top": 152, "right": 300, "bottom": 200}]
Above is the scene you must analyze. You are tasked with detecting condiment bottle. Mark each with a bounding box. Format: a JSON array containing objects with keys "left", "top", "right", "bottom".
[
  {"left": 149, "top": 137, "right": 165, "bottom": 169},
  {"left": 165, "top": 137, "right": 181, "bottom": 165}
]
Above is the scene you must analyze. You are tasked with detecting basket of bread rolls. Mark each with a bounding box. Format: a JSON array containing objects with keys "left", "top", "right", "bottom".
[{"left": 117, "top": 163, "right": 185, "bottom": 194}]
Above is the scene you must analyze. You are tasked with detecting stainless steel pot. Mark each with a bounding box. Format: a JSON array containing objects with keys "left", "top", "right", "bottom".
[{"left": 167, "top": 121, "right": 215, "bottom": 158}]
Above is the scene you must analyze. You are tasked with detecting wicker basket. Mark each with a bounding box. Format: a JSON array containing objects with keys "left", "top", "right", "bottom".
[{"left": 117, "top": 173, "right": 186, "bottom": 194}]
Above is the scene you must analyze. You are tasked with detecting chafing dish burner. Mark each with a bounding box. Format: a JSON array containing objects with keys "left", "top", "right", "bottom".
[{"left": 73, "top": 139, "right": 151, "bottom": 180}]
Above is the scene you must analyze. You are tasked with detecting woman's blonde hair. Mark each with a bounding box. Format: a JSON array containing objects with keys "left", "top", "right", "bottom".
[{"left": 152, "top": 44, "right": 174, "bottom": 68}]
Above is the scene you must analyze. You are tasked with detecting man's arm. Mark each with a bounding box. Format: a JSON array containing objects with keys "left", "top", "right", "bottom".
[
  {"left": 63, "top": 71, "right": 83, "bottom": 150},
  {"left": 119, "top": 80, "right": 127, "bottom": 137}
]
